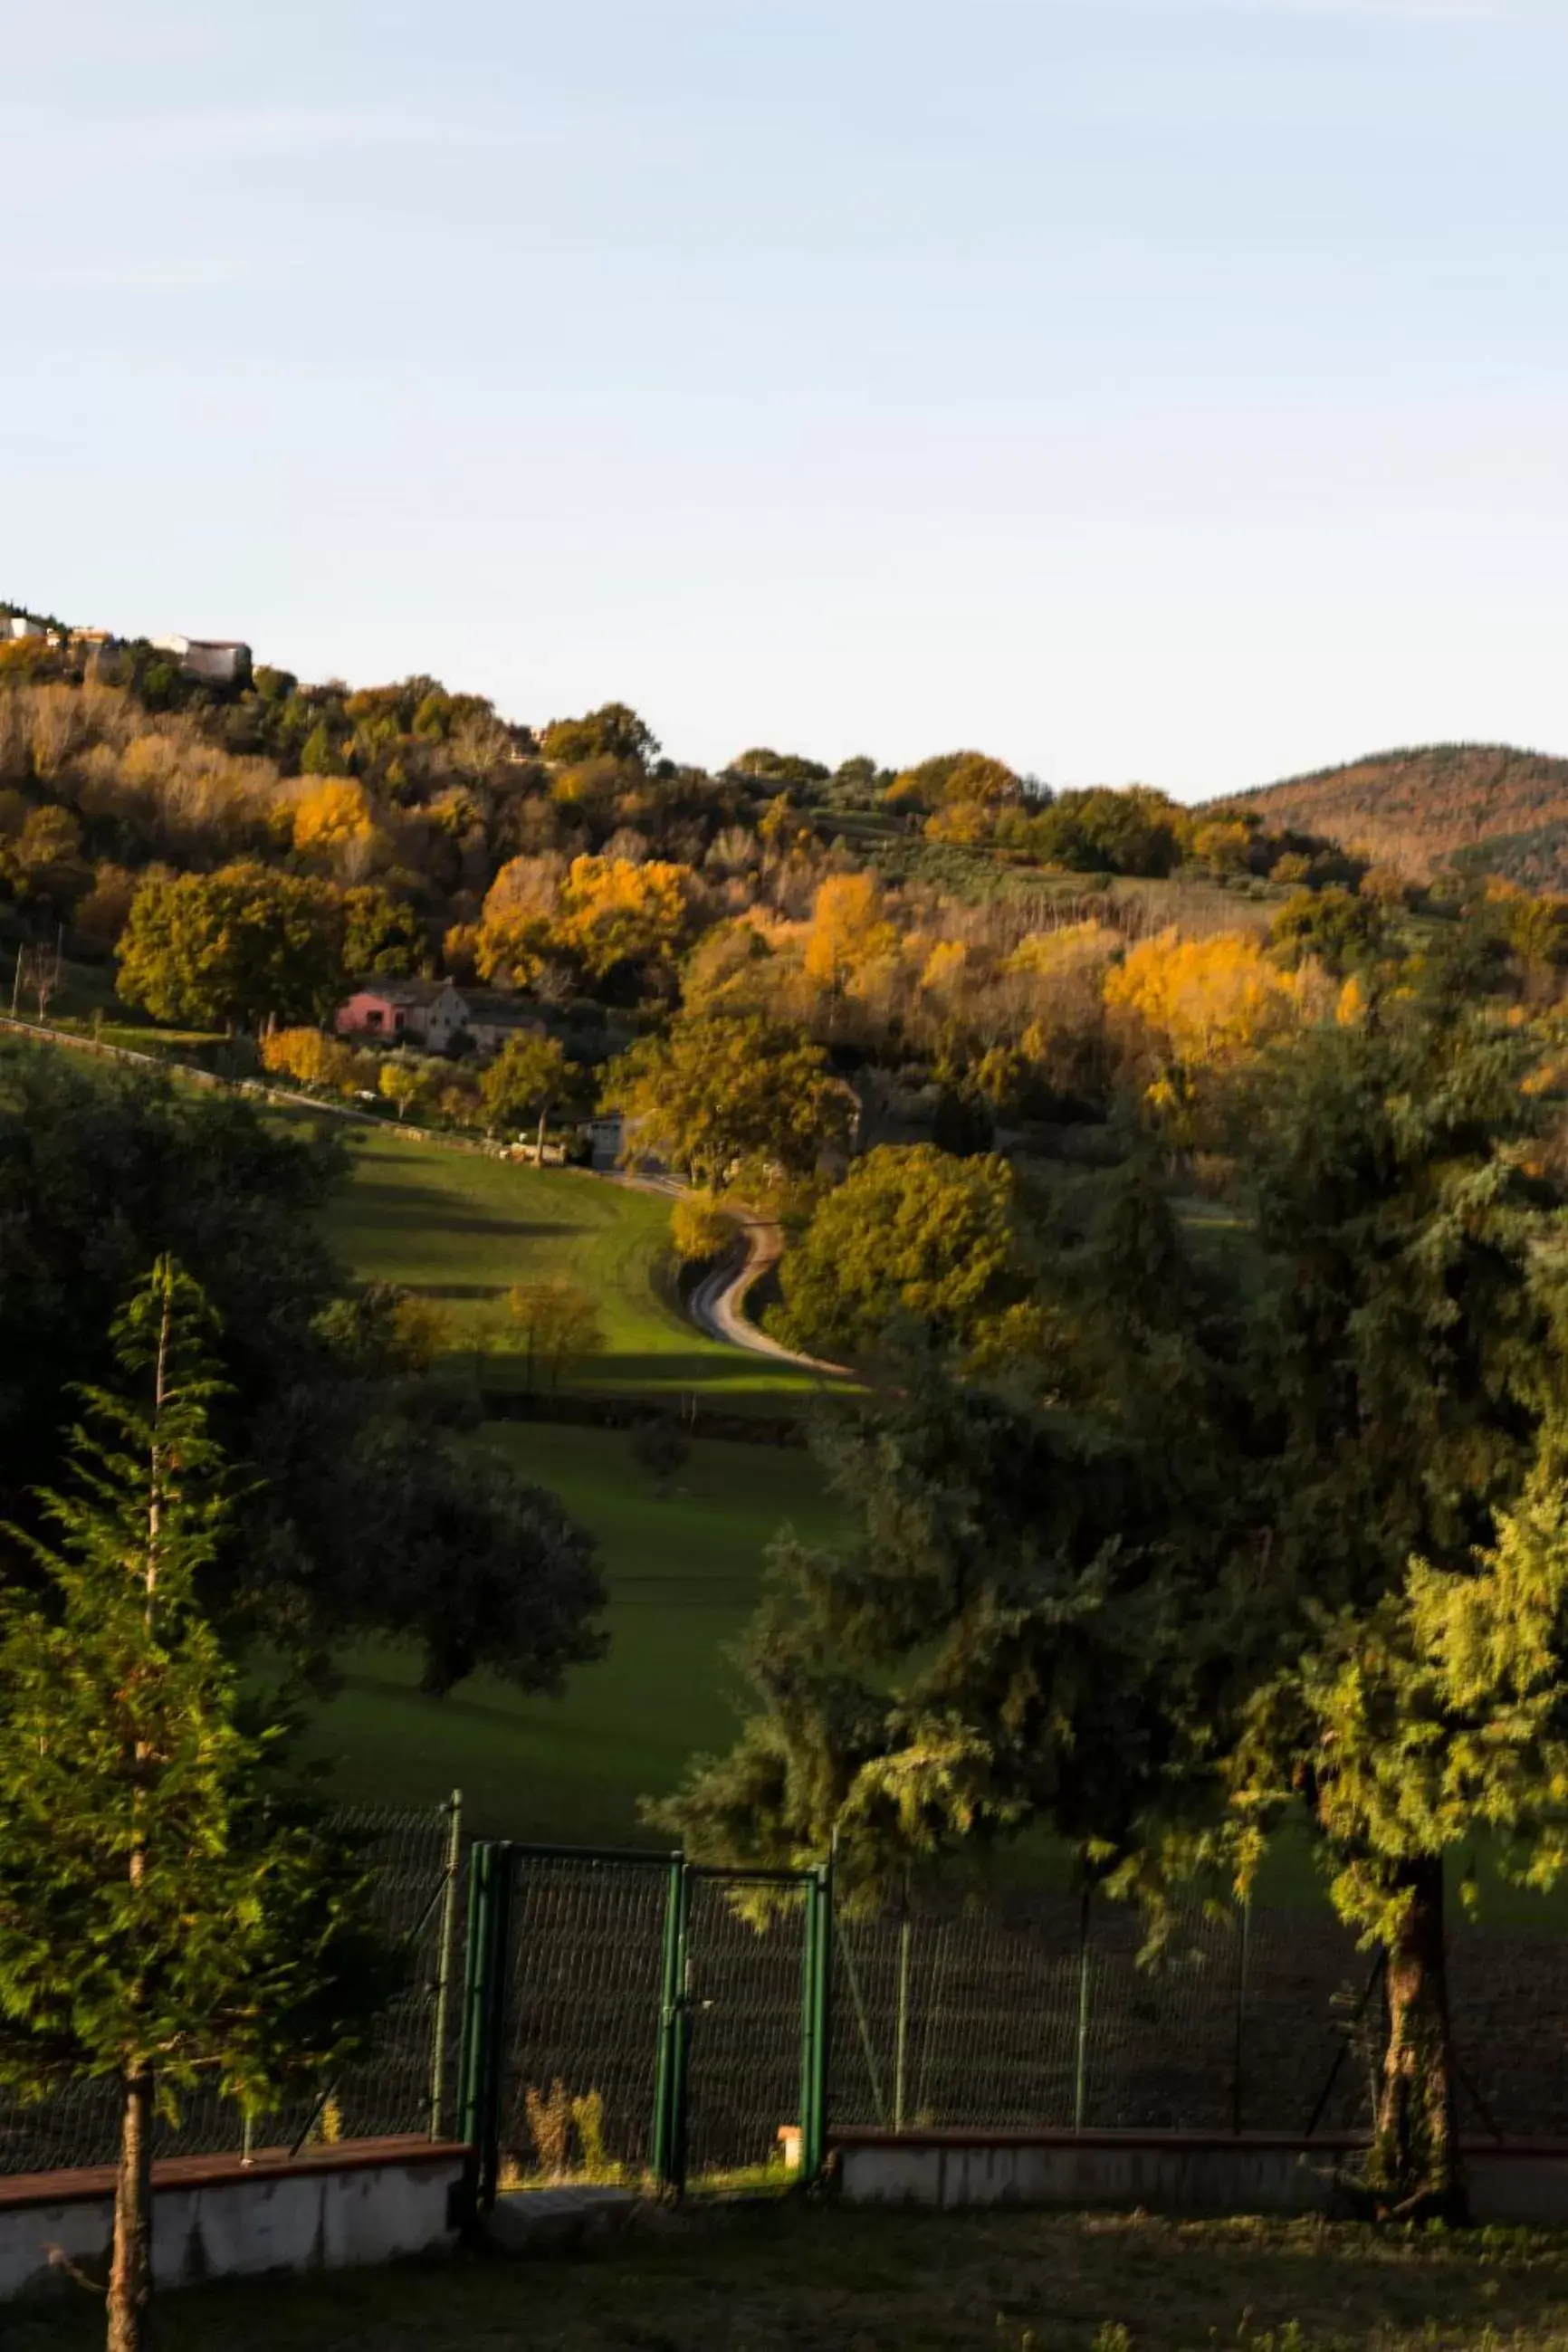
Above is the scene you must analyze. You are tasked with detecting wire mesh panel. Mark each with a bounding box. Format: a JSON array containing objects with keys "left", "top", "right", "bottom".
[
  {"left": 0, "top": 1797, "right": 462, "bottom": 2177},
  {"left": 498, "top": 1853, "right": 671, "bottom": 2185},
  {"left": 682, "top": 1874, "right": 809, "bottom": 2180},
  {"left": 1240, "top": 1905, "right": 1371, "bottom": 2139},
  {"left": 1449, "top": 1920, "right": 1568, "bottom": 2142},
  {"left": 1083, "top": 1902, "right": 1238, "bottom": 2131},
  {"left": 834, "top": 1906, "right": 1081, "bottom": 2131},
  {"left": 273, "top": 1797, "right": 464, "bottom": 2149},
  {"left": 832, "top": 1891, "right": 1384, "bottom": 2142}
]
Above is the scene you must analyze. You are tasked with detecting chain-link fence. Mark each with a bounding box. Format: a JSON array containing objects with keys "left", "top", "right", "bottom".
[
  {"left": 462, "top": 1845, "right": 1568, "bottom": 2209},
  {"left": 16, "top": 1821, "right": 1568, "bottom": 2198},
  {"left": 0, "top": 1793, "right": 464, "bottom": 2177},
  {"left": 833, "top": 1889, "right": 1568, "bottom": 2146}
]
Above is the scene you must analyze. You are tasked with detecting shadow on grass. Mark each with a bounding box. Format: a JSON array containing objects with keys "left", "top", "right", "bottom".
[
  {"left": 340, "top": 1174, "right": 584, "bottom": 1241},
  {"left": 480, "top": 1351, "right": 835, "bottom": 1393}
]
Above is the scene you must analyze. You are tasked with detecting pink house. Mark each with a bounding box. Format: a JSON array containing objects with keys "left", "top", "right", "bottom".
[{"left": 335, "top": 980, "right": 468, "bottom": 1051}]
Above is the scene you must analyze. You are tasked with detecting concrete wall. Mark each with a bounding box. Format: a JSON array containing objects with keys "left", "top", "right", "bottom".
[
  {"left": 0, "top": 2139, "right": 466, "bottom": 2304},
  {"left": 836, "top": 2130, "right": 1568, "bottom": 2226}
]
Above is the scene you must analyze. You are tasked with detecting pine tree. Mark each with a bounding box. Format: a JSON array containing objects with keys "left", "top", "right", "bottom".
[
  {"left": 656, "top": 1163, "right": 1233, "bottom": 1898},
  {"left": 1214, "top": 988, "right": 1568, "bottom": 2217},
  {"left": 0, "top": 1261, "right": 392, "bottom": 2352}
]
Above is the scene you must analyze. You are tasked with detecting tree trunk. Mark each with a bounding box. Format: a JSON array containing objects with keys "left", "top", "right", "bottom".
[
  {"left": 535, "top": 1102, "right": 548, "bottom": 1166},
  {"left": 1366, "top": 1856, "right": 1464, "bottom": 2222},
  {"left": 108, "top": 2066, "right": 155, "bottom": 2352}
]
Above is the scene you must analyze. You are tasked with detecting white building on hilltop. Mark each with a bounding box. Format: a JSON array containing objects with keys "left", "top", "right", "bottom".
[{"left": 152, "top": 634, "right": 252, "bottom": 685}]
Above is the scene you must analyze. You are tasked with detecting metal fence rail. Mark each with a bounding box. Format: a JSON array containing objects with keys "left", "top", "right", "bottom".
[
  {"left": 14, "top": 1819, "right": 1568, "bottom": 2197},
  {"left": 0, "top": 1793, "right": 464, "bottom": 2177},
  {"left": 459, "top": 1845, "right": 1568, "bottom": 2210}
]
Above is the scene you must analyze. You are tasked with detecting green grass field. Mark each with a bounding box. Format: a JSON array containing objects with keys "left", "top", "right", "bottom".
[
  {"left": 321, "top": 1127, "right": 829, "bottom": 1408},
  {"left": 17, "top": 2207, "right": 1568, "bottom": 2352},
  {"left": 305, "top": 1423, "right": 846, "bottom": 1840}
]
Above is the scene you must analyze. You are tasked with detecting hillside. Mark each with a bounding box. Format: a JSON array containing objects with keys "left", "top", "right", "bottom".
[{"left": 1212, "top": 743, "right": 1568, "bottom": 889}]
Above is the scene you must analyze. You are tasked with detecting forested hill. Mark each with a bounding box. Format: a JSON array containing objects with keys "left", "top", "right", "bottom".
[{"left": 1209, "top": 744, "right": 1568, "bottom": 889}]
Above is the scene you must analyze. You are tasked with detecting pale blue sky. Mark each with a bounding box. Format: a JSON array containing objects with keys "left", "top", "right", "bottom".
[{"left": 6, "top": 0, "right": 1567, "bottom": 797}]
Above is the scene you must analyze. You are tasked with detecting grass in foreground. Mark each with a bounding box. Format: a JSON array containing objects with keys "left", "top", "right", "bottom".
[
  {"left": 14, "top": 2204, "right": 1568, "bottom": 2351},
  {"left": 306, "top": 1424, "right": 845, "bottom": 1840},
  {"left": 320, "top": 1126, "right": 830, "bottom": 1407}
]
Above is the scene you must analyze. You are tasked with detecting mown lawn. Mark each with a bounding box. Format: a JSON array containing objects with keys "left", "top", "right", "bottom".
[
  {"left": 321, "top": 1126, "right": 828, "bottom": 1409},
  {"left": 16, "top": 2205, "right": 1568, "bottom": 2352},
  {"left": 304, "top": 1424, "right": 846, "bottom": 1840}
]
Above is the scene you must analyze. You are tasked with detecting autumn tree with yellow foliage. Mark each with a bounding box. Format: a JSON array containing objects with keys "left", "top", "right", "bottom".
[
  {"left": 1104, "top": 927, "right": 1317, "bottom": 1131},
  {"left": 473, "top": 854, "right": 564, "bottom": 985},
  {"left": 802, "top": 873, "right": 896, "bottom": 1001},
  {"left": 670, "top": 1190, "right": 736, "bottom": 1265},
  {"left": 291, "top": 779, "right": 375, "bottom": 862},
  {"left": 550, "top": 855, "right": 696, "bottom": 982},
  {"left": 258, "top": 1026, "right": 358, "bottom": 1095},
  {"left": 603, "top": 1012, "right": 852, "bottom": 1190}
]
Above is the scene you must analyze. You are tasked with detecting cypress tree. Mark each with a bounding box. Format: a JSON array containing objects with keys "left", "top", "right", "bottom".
[{"left": 0, "top": 1260, "right": 391, "bottom": 2352}]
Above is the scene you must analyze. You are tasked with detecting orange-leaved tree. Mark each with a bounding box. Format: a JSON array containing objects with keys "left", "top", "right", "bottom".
[
  {"left": 802, "top": 874, "right": 897, "bottom": 1001},
  {"left": 550, "top": 855, "right": 696, "bottom": 981}
]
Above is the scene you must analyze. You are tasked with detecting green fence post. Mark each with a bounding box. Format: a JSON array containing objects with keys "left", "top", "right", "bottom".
[
  {"left": 456, "top": 1840, "right": 513, "bottom": 2210},
  {"left": 651, "top": 1855, "right": 691, "bottom": 2194},
  {"left": 1073, "top": 1890, "right": 1092, "bottom": 2134},
  {"left": 429, "top": 1789, "right": 464, "bottom": 2141},
  {"left": 456, "top": 1838, "right": 495, "bottom": 2154},
  {"left": 799, "top": 1860, "right": 833, "bottom": 2185}
]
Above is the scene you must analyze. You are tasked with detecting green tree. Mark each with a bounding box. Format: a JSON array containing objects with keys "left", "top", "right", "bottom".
[
  {"left": 1269, "top": 884, "right": 1388, "bottom": 976},
  {"left": 350, "top": 1418, "right": 605, "bottom": 1697},
  {"left": 539, "top": 703, "right": 659, "bottom": 770},
  {"left": 1222, "top": 1458, "right": 1568, "bottom": 2218},
  {"left": 1024, "top": 785, "right": 1187, "bottom": 877},
  {"left": 0, "top": 804, "right": 91, "bottom": 917},
  {"left": 0, "top": 1049, "right": 606, "bottom": 1698},
  {"left": 775, "top": 1144, "right": 1026, "bottom": 1361},
  {"left": 1207, "top": 997, "right": 1568, "bottom": 2215},
  {"left": 655, "top": 1330, "right": 1218, "bottom": 1901},
  {"left": 118, "top": 861, "right": 343, "bottom": 1032},
  {"left": 0, "top": 1261, "right": 391, "bottom": 2352},
  {"left": 378, "top": 1051, "right": 439, "bottom": 1123},
  {"left": 300, "top": 718, "right": 347, "bottom": 776},
  {"left": 602, "top": 1012, "right": 852, "bottom": 1190},
  {"left": 479, "top": 1031, "right": 571, "bottom": 1159},
  {"left": 729, "top": 747, "right": 830, "bottom": 786},
  {"left": 340, "top": 884, "right": 423, "bottom": 978}
]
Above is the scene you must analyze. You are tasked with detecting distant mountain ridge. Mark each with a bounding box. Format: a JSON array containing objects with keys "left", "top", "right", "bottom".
[{"left": 1209, "top": 743, "right": 1568, "bottom": 891}]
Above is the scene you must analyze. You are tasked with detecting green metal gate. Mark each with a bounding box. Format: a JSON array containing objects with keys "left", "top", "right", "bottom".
[{"left": 458, "top": 1841, "right": 829, "bottom": 2207}]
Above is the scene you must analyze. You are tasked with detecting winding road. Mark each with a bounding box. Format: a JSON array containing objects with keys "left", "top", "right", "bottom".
[
  {"left": 603, "top": 1169, "right": 843, "bottom": 1373},
  {"left": 686, "top": 1209, "right": 845, "bottom": 1372}
]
